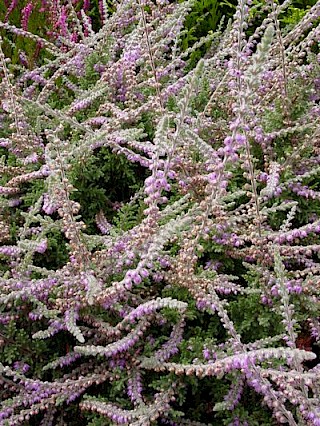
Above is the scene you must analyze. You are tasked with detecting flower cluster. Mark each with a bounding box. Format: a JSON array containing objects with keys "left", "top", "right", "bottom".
[{"left": 0, "top": 0, "right": 319, "bottom": 425}]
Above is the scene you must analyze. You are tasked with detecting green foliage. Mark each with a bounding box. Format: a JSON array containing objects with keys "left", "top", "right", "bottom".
[
  {"left": 0, "top": 321, "right": 28, "bottom": 365},
  {"left": 33, "top": 229, "right": 69, "bottom": 270},
  {"left": 280, "top": 1, "right": 318, "bottom": 30},
  {"left": 228, "top": 292, "right": 283, "bottom": 342},
  {"left": 112, "top": 198, "right": 146, "bottom": 231},
  {"left": 20, "top": 180, "right": 45, "bottom": 209},
  {"left": 0, "top": 1, "right": 52, "bottom": 67},
  {"left": 179, "top": 0, "right": 220, "bottom": 65},
  {"left": 177, "top": 0, "right": 240, "bottom": 70},
  {"left": 86, "top": 415, "right": 113, "bottom": 426},
  {"left": 0, "top": 318, "right": 57, "bottom": 377},
  {"left": 70, "top": 147, "right": 145, "bottom": 233}
]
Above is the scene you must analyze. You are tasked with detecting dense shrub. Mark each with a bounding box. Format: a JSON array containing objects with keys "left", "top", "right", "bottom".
[{"left": 0, "top": 0, "right": 320, "bottom": 425}]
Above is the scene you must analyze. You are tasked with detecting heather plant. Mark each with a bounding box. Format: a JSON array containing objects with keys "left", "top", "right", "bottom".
[{"left": 0, "top": 0, "right": 320, "bottom": 425}]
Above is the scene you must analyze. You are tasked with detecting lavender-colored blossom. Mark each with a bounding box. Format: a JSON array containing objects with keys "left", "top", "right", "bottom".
[
  {"left": 21, "top": 2, "right": 33, "bottom": 31},
  {"left": 0, "top": 1, "right": 319, "bottom": 425},
  {"left": 35, "top": 239, "right": 48, "bottom": 254}
]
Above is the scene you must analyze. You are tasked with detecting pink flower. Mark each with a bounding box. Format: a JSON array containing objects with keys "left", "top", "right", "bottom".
[
  {"left": 21, "top": 2, "right": 33, "bottom": 31},
  {"left": 35, "top": 239, "right": 48, "bottom": 254}
]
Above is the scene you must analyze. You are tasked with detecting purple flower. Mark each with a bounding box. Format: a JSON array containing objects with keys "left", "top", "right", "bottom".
[
  {"left": 35, "top": 239, "right": 48, "bottom": 254},
  {"left": 21, "top": 2, "right": 33, "bottom": 31}
]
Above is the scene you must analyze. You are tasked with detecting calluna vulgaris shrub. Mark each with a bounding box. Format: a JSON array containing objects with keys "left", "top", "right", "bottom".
[{"left": 0, "top": 0, "right": 320, "bottom": 425}]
